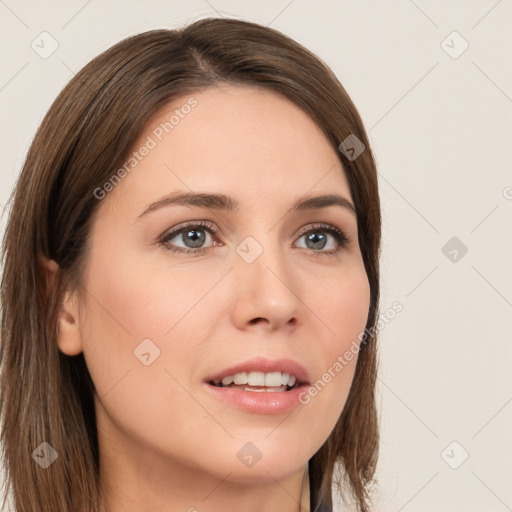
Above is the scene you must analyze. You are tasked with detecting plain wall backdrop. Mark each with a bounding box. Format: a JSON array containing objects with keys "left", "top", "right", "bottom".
[{"left": 1, "top": 1, "right": 511, "bottom": 511}]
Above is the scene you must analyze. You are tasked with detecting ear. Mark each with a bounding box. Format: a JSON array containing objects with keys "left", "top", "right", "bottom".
[{"left": 39, "top": 255, "right": 84, "bottom": 356}]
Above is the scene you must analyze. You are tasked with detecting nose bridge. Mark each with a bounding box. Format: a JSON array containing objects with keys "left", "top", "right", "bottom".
[
  {"left": 235, "top": 229, "right": 287, "bottom": 283},
  {"left": 231, "top": 231, "right": 301, "bottom": 328}
]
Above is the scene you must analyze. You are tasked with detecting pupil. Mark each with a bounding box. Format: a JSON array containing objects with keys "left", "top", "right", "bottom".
[
  {"left": 307, "top": 232, "right": 326, "bottom": 250},
  {"left": 185, "top": 229, "right": 205, "bottom": 248}
]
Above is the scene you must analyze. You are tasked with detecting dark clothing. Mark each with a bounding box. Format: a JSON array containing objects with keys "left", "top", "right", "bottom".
[
  {"left": 308, "top": 472, "right": 333, "bottom": 511},
  {"left": 312, "top": 498, "right": 333, "bottom": 512}
]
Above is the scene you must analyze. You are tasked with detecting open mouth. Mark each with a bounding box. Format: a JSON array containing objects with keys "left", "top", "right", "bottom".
[
  {"left": 207, "top": 371, "right": 307, "bottom": 392},
  {"left": 207, "top": 380, "right": 303, "bottom": 392},
  {"left": 204, "top": 358, "right": 311, "bottom": 395},
  {"left": 203, "top": 366, "right": 311, "bottom": 413}
]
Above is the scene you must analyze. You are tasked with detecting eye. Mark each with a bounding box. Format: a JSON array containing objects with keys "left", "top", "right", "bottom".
[
  {"left": 159, "top": 221, "right": 349, "bottom": 257},
  {"left": 294, "top": 223, "right": 349, "bottom": 257},
  {"left": 159, "top": 221, "right": 219, "bottom": 255}
]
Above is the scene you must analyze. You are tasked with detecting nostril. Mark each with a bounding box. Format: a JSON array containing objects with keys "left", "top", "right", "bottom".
[{"left": 249, "top": 318, "right": 267, "bottom": 325}]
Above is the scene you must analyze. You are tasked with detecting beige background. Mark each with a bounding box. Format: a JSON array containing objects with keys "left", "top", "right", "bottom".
[{"left": 1, "top": 1, "right": 511, "bottom": 511}]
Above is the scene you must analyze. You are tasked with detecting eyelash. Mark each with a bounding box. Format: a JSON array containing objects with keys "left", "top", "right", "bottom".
[{"left": 159, "top": 220, "right": 350, "bottom": 258}]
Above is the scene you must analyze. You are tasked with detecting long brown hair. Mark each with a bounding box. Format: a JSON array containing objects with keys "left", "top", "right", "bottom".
[{"left": 0, "top": 18, "right": 381, "bottom": 512}]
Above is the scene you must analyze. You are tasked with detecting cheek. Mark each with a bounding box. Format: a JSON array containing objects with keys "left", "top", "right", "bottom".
[
  {"left": 303, "top": 263, "right": 370, "bottom": 426},
  {"left": 79, "top": 246, "right": 224, "bottom": 395},
  {"left": 320, "top": 261, "right": 371, "bottom": 349},
  {"left": 78, "top": 250, "right": 220, "bottom": 451}
]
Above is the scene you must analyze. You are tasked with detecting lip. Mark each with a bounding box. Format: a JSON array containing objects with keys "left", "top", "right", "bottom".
[
  {"left": 203, "top": 381, "right": 310, "bottom": 415},
  {"left": 204, "top": 356, "right": 311, "bottom": 386}
]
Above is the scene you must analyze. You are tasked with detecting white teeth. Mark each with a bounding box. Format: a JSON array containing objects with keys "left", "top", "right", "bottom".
[
  {"left": 221, "top": 375, "right": 234, "bottom": 386},
  {"left": 247, "top": 372, "right": 264, "bottom": 386},
  {"left": 233, "top": 372, "right": 248, "bottom": 385},
  {"left": 214, "top": 371, "right": 298, "bottom": 388},
  {"left": 264, "top": 372, "right": 282, "bottom": 387}
]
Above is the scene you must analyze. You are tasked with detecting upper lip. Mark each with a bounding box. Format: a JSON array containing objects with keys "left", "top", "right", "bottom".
[{"left": 205, "top": 356, "right": 311, "bottom": 385}]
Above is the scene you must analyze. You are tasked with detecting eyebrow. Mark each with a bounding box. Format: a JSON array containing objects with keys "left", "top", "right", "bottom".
[{"left": 137, "top": 191, "right": 357, "bottom": 219}]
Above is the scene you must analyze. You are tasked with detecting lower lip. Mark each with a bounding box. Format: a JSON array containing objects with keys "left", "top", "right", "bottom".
[{"left": 203, "top": 383, "right": 309, "bottom": 415}]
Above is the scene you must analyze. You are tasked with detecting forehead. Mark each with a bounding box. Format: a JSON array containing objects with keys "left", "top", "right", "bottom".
[{"left": 100, "top": 85, "right": 352, "bottom": 218}]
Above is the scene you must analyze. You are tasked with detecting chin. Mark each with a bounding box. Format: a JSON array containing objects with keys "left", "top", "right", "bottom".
[{"left": 211, "top": 441, "right": 308, "bottom": 483}]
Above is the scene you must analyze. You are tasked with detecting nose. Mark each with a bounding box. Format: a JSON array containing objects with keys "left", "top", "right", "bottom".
[{"left": 229, "top": 239, "right": 301, "bottom": 332}]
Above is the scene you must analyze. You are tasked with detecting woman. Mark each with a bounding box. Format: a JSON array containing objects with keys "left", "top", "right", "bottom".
[{"left": 0, "top": 17, "right": 381, "bottom": 512}]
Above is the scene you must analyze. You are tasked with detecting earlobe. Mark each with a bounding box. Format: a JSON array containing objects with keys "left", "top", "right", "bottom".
[
  {"left": 39, "top": 255, "right": 84, "bottom": 356},
  {"left": 56, "top": 289, "right": 84, "bottom": 356}
]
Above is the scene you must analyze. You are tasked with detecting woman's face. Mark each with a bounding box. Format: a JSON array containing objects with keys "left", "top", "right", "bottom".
[{"left": 62, "top": 85, "right": 370, "bottom": 489}]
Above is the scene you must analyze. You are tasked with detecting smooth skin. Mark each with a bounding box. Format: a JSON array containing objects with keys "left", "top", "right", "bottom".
[{"left": 43, "top": 85, "right": 371, "bottom": 512}]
